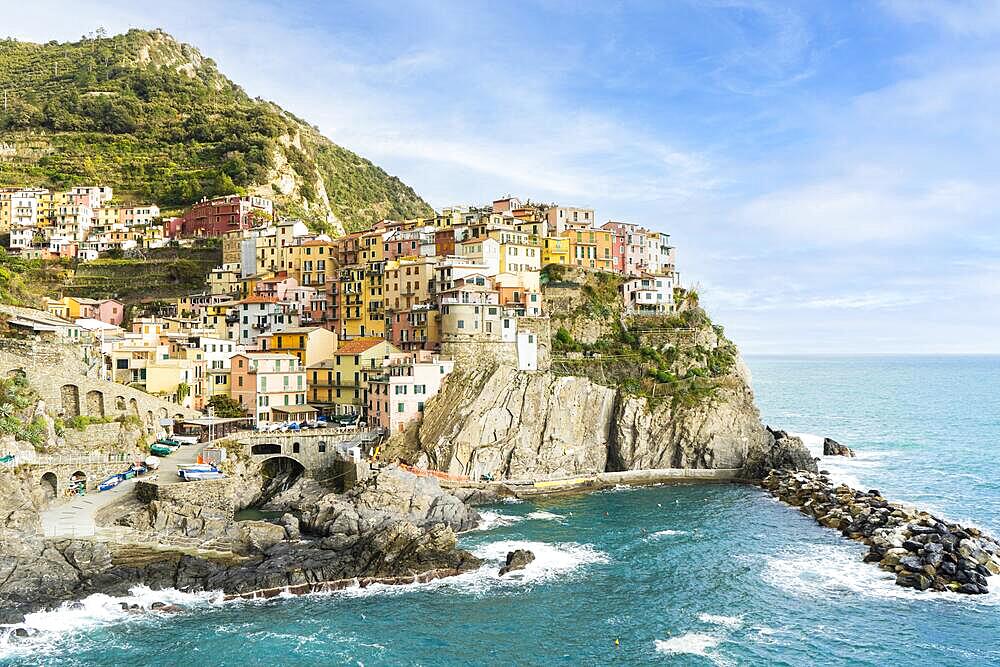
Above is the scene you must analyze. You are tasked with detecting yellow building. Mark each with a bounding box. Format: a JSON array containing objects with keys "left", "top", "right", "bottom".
[
  {"left": 208, "top": 263, "right": 242, "bottom": 296},
  {"left": 259, "top": 326, "right": 337, "bottom": 368},
  {"left": 338, "top": 266, "right": 366, "bottom": 338},
  {"left": 314, "top": 337, "right": 399, "bottom": 415},
  {"left": 360, "top": 229, "right": 386, "bottom": 338},
  {"left": 541, "top": 237, "right": 570, "bottom": 267},
  {"left": 290, "top": 240, "right": 334, "bottom": 288},
  {"left": 562, "top": 228, "right": 612, "bottom": 271}
]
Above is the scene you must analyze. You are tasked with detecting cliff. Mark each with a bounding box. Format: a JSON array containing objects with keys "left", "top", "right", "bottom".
[
  {"left": 387, "top": 353, "right": 770, "bottom": 480},
  {"left": 384, "top": 268, "right": 812, "bottom": 480}
]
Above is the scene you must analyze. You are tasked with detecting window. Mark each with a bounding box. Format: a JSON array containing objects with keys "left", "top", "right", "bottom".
[
  {"left": 418, "top": 401, "right": 425, "bottom": 412},
  {"left": 457, "top": 320, "right": 465, "bottom": 329},
  {"left": 397, "top": 402, "right": 405, "bottom": 413},
  {"left": 414, "top": 384, "right": 426, "bottom": 394}
]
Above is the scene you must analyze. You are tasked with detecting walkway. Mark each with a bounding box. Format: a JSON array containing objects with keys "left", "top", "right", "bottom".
[
  {"left": 439, "top": 467, "right": 743, "bottom": 498},
  {"left": 39, "top": 442, "right": 206, "bottom": 538}
]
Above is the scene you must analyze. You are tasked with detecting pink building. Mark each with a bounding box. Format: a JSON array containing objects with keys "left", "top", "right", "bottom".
[
  {"left": 95, "top": 299, "right": 125, "bottom": 326},
  {"left": 366, "top": 351, "right": 454, "bottom": 433}
]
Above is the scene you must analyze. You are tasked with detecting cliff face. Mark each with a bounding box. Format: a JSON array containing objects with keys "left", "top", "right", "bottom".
[{"left": 391, "top": 353, "right": 769, "bottom": 480}]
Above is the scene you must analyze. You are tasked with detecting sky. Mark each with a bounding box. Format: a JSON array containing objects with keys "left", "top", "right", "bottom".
[{"left": 3, "top": 0, "right": 999, "bottom": 354}]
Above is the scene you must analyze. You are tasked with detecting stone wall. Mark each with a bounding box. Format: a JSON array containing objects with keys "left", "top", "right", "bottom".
[
  {"left": 136, "top": 478, "right": 236, "bottom": 518},
  {"left": 61, "top": 422, "right": 142, "bottom": 453},
  {"left": 0, "top": 340, "right": 199, "bottom": 431},
  {"left": 24, "top": 461, "right": 133, "bottom": 498}
]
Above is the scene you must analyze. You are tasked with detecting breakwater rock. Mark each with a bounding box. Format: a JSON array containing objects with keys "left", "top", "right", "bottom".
[{"left": 761, "top": 469, "right": 1000, "bottom": 594}]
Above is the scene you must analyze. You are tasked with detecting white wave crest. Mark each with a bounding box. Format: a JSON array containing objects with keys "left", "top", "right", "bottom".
[
  {"left": 0, "top": 586, "right": 223, "bottom": 658},
  {"left": 651, "top": 529, "right": 687, "bottom": 537},
  {"left": 655, "top": 632, "right": 722, "bottom": 658},
  {"left": 525, "top": 510, "right": 563, "bottom": 521},
  {"left": 762, "top": 543, "right": 1000, "bottom": 605},
  {"left": 472, "top": 511, "right": 524, "bottom": 531},
  {"left": 698, "top": 613, "right": 743, "bottom": 629}
]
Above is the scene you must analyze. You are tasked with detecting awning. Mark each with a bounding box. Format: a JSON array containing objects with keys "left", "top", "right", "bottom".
[{"left": 271, "top": 405, "right": 319, "bottom": 415}]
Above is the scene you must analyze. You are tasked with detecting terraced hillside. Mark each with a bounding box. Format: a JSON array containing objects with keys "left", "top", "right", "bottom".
[{"left": 0, "top": 28, "right": 433, "bottom": 232}]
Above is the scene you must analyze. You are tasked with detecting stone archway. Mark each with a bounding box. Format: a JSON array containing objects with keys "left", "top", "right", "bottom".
[
  {"left": 40, "top": 472, "right": 57, "bottom": 499},
  {"left": 258, "top": 456, "right": 305, "bottom": 503},
  {"left": 129, "top": 398, "right": 139, "bottom": 416},
  {"left": 86, "top": 390, "right": 105, "bottom": 417},
  {"left": 146, "top": 411, "right": 154, "bottom": 428},
  {"left": 61, "top": 384, "right": 81, "bottom": 417},
  {"left": 6, "top": 368, "right": 26, "bottom": 379},
  {"left": 115, "top": 396, "right": 126, "bottom": 412},
  {"left": 69, "top": 470, "right": 87, "bottom": 494},
  {"left": 158, "top": 407, "right": 168, "bottom": 419}
]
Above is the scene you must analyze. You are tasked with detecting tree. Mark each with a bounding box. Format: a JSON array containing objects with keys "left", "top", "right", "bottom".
[{"left": 206, "top": 395, "right": 246, "bottom": 418}]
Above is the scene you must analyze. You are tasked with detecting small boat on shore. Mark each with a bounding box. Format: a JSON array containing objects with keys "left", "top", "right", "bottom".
[
  {"left": 180, "top": 471, "right": 226, "bottom": 482},
  {"left": 150, "top": 443, "right": 178, "bottom": 457},
  {"left": 98, "top": 474, "right": 123, "bottom": 491}
]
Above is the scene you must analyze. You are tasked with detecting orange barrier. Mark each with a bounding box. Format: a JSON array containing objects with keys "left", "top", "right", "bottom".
[{"left": 399, "top": 463, "right": 470, "bottom": 482}]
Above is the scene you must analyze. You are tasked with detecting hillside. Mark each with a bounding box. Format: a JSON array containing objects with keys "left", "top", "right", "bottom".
[{"left": 0, "top": 28, "right": 433, "bottom": 232}]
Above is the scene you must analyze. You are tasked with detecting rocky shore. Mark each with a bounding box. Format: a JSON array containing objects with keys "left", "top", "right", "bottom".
[
  {"left": 0, "top": 466, "right": 482, "bottom": 624},
  {"left": 761, "top": 468, "right": 1000, "bottom": 594}
]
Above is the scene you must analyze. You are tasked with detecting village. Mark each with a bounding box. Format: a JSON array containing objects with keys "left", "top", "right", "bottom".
[{"left": 0, "top": 186, "right": 680, "bottom": 434}]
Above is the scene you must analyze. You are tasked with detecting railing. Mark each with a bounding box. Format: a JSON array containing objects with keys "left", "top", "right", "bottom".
[{"left": 7, "top": 452, "right": 133, "bottom": 467}]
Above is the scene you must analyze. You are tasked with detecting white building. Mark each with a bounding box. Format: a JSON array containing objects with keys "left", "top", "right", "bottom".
[{"left": 621, "top": 274, "right": 675, "bottom": 314}]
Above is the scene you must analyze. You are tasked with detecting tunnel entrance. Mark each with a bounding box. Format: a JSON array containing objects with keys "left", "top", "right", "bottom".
[{"left": 258, "top": 456, "right": 305, "bottom": 505}]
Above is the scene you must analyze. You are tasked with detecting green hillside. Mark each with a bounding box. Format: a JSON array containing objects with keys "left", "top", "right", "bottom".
[{"left": 0, "top": 28, "right": 433, "bottom": 232}]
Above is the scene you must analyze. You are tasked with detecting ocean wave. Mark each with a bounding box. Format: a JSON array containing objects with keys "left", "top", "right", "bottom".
[
  {"left": 525, "top": 510, "right": 563, "bottom": 521},
  {"left": 762, "top": 543, "right": 1000, "bottom": 605},
  {"left": 0, "top": 586, "right": 223, "bottom": 659},
  {"left": 282, "top": 540, "right": 609, "bottom": 600},
  {"left": 698, "top": 613, "right": 743, "bottom": 629},
  {"left": 651, "top": 529, "right": 687, "bottom": 537},
  {"left": 471, "top": 511, "right": 525, "bottom": 531},
  {"left": 654, "top": 633, "right": 724, "bottom": 662}
]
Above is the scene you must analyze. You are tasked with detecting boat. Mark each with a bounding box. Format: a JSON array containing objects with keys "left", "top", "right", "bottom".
[
  {"left": 121, "top": 469, "right": 136, "bottom": 480},
  {"left": 98, "top": 474, "right": 123, "bottom": 492},
  {"left": 173, "top": 435, "right": 200, "bottom": 446},
  {"left": 180, "top": 471, "right": 227, "bottom": 482},
  {"left": 155, "top": 437, "right": 182, "bottom": 447},
  {"left": 149, "top": 443, "right": 176, "bottom": 457},
  {"left": 144, "top": 456, "right": 161, "bottom": 470},
  {"left": 177, "top": 465, "right": 218, "bottom": 478}
]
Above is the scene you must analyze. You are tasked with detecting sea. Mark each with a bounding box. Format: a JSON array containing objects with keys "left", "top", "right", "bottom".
[{"left": 2, "top": 355, "right": 999, "bottom": 666}]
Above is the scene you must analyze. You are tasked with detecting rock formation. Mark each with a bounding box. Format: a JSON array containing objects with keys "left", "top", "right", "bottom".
[
  {"left": 823, "top": 437, "right": 855, "bottom": 457},
  {"left": 499, "top": 549, "right": 536, "bottom": 576},
  {"left": 0, "top": 466, "right": 481, "bottom": 623},
  {"left": 387, "top": 356, "right": 810, "bottom": 481},
  {"left": 761, "top": 469, "right": 1000, "bottom": 594}
]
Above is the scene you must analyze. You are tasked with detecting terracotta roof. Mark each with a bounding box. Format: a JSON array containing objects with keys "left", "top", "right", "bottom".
[
  {"left": 335, "top": 337, "right": 385, "bottom": 354},
  {"left": 300, "top": 240, "right": 333, "bottom": 247}
]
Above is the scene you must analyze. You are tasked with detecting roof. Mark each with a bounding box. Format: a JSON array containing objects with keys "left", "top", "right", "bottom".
[
  {"left": 271, "top": 404, "right": 319, "bottom": 414},
  {"left": 235, "top": 296, "right": 278, "bottom": 305},
  {"left": 268, "top": 326, "right": 326, "bottom": 336},
  {"left": 300, "top": 240, "right": 333, "bottom": 247},
  {"left": 335, "top": 337, "right": 386, "bottom": 355}
]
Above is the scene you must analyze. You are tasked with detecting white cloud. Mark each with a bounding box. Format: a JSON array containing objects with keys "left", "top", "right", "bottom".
[{"left": 883, "top": 0, "right": 1000, "bottom": 36}]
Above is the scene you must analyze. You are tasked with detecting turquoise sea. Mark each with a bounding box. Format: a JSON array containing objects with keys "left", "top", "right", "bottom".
[{"left": 3, "top": 355, "right": 999, "bottom": 665}]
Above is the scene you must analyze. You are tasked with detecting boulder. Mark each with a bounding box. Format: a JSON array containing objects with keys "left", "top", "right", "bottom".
[
  {"left": 237, "top": 521, "right": 287, "bottom": 553},
  {"left": 822, "top": 438, "right": 855, "bottom": 457},
  {"left": 499, "top": 549, "right": 535, "bottom": 576}
]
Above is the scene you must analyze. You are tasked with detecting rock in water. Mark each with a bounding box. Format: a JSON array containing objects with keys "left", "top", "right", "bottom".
[
  {"left": 823, "top": 437, "right": 855, "bottom": 457},
  {"left": 499, "top": 549, "right": 536, "bottom": 576}
]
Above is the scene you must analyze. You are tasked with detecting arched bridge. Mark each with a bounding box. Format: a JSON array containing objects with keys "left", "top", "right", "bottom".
[{"left": 238, "top": 430, "right": 384, "bottom": 473}]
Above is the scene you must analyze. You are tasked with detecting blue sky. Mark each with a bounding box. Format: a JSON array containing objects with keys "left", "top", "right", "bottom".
[{"left": 5, "top": 0, "right": 1000, "bottom": 353}]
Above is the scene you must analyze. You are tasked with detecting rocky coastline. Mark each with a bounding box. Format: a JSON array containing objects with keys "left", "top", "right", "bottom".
[
  {"left": 761, "top": 468, "right": 1000, "bottom": 594},
  {"left": 0, "top": 465, "right": 483, "bottom": 625}
]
